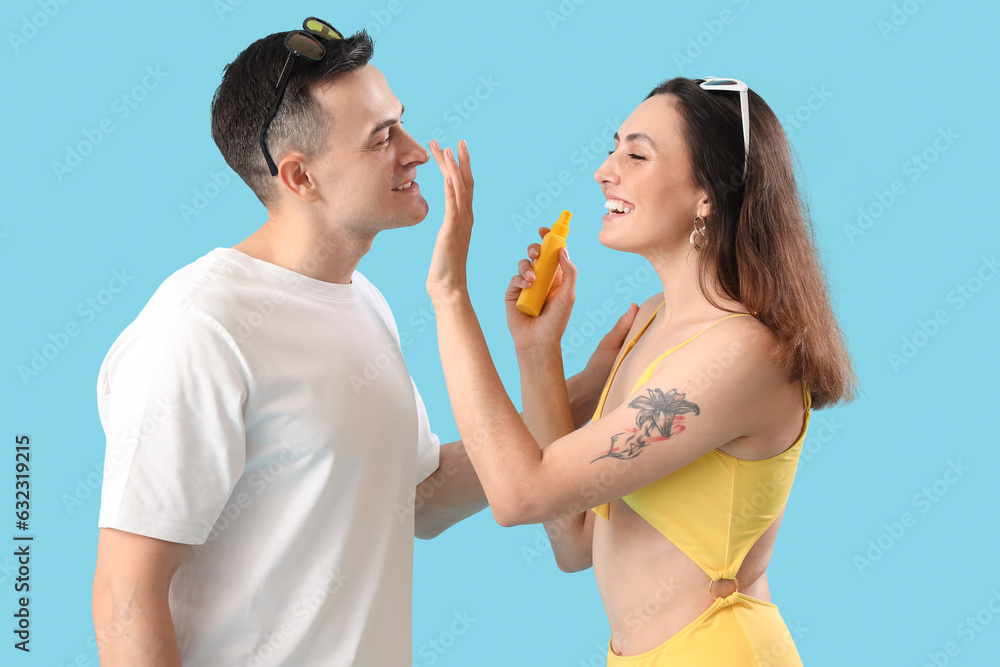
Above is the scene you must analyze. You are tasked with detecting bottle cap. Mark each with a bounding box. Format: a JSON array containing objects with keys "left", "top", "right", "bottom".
[{"left": 551, "top": 210, "right": 572, "bottom": 238}]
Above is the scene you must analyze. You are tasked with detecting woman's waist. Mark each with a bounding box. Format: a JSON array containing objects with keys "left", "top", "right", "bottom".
[
  {"left": 596, "top": 561, "right": 775, "bottom": 657},
  {"left": 594, "top": 558, "right": 772, "bottom": 620},
  {"left": 594, "top": 536, "right": 772, "bottom": 653}
]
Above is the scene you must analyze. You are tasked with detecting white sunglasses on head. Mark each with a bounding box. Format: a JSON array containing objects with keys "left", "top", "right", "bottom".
[{"left": 698, "top": 76, "right": 750, "bottom": 180}]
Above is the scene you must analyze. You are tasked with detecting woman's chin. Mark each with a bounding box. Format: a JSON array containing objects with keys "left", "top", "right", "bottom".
[
  {"left": 598, "top": 225, "right": 640, "bottom": 254},
  {"left": 597, "top": 224, "right": 622, "bottom": 249}
]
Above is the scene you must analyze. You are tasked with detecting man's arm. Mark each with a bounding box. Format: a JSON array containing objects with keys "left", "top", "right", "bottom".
[
  {"left": 414, "top": 441, "right": 485, "bottom": 539},
  {"left": 92, "top": 528, "right": 190, "bottom": 666},
  {"left": 414, "top": 339, "right": 630, "bottom": 539}
]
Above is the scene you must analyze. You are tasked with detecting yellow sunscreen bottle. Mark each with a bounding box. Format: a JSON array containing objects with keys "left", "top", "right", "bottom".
[{"left": 516, "top": 210, "right": 572, "bottom": 317}]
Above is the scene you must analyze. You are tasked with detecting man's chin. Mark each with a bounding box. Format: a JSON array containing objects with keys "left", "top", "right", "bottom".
[
  {"left": 403, "top": 195, "right": 430, "bottom": 227},
  {"left": 379, "top": 197, "right": 429, "bottom": 231}
]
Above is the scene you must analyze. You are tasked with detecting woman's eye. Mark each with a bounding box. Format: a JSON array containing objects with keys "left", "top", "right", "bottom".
[{"left": 628, "top": 153, "right": 647, "bottom": 161}]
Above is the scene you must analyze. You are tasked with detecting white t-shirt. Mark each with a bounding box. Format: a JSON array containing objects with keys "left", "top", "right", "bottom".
[{"left": 97, "top": 248, "right": 440, "bottom": 666}]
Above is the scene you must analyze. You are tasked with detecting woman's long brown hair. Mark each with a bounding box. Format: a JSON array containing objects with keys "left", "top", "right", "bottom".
[{"left": 649, "top": 78, "right": 856, "bottom": 408}]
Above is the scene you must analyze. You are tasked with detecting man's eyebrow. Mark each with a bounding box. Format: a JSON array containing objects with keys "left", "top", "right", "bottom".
[
  {"left": 368, "top": 104, "right": 405, "bottom": 138},
  {"left": 613, "top": 131, "right": 657, "bottom": 149}
]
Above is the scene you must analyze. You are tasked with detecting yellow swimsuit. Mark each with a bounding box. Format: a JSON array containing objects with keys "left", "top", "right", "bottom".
[{"left": 591, "top": 304, "right": 810, "bottom": 666}]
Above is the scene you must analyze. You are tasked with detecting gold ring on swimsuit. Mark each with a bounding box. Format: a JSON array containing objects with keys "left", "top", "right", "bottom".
[{"left": 709, "top": 577, "right": 739, "bottom": 600}]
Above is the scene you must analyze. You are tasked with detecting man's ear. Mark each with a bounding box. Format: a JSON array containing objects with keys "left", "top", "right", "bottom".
[{"left": 277, "top": 153, "right": 321, "bottom": 204}]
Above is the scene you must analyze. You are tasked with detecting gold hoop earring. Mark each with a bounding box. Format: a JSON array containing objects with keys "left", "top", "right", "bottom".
[{"left": 689, "top": 216, "right": 707, "bottom": 251}]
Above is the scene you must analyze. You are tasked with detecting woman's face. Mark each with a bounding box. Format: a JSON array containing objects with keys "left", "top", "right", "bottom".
[{"left": 593, "top": 94, "right": 709, "bottom": 260}]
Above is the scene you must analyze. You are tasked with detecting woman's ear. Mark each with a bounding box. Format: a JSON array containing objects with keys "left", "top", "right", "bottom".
[{"left": 696, "top": 193, "right": 711, "bottom": 220}]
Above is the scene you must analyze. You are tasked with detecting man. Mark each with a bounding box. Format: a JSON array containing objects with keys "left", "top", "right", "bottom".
[{"left": 91, "top": 21, "right": 633, "bottom": 666}]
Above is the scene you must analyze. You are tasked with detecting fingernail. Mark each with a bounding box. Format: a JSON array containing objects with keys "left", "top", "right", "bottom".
[
  {"left": 460, "top": 139, "right": 468, "bottom": 152},
  {"left": 526, "top": 270, "right": 535, "bottom": 281},
  {"left": 446, "top": 176, "right": 453, "bottom": 188}
]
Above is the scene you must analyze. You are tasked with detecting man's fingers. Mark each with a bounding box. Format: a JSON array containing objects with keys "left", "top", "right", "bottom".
[{"left": 601, "top": 303, "right": 638, "bottom": 349}]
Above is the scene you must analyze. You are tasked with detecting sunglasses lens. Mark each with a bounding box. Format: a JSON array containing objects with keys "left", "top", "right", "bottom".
[
  {"left": 703, "top": 79, "right": 736, "bottom": 87},
  {"left": 286, "top": 32, "right": 325, "bottom": 60},
  {"left": 304, "top": 18, "right": 343, "bottom": 41}
]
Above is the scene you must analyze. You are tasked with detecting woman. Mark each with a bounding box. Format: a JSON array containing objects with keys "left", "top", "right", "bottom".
[{"left": 425, "top": 76, "right": 855, "bottom": 665}]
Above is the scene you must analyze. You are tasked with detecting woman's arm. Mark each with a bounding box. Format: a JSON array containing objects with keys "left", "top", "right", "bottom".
[
  {"left": 426, "top": 140, "right": 784, "bottom": 527},
  {"left": 510, "top": 243, "right": 637, "bottom": 571}
]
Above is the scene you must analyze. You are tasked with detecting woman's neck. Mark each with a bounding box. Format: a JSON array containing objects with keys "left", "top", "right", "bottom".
[{"left": 646, "top": 247, "right": 742, "bottom": 327}]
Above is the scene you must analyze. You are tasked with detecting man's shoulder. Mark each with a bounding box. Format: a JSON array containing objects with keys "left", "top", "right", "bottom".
[
  {"left": 159, "top": 248, "right": 265, "bottom": 303},
  {"left": 108, "top": 250, "right": 259, "bottom": 354},
  {"left": 351, "top": 270, "right": 385, "bottom": 306},
  {"left": 350, "top": 271, "right": 400, "bottom": 333},
  {"left": 141, "top": 249, "right": 287, "bottom": 324}
]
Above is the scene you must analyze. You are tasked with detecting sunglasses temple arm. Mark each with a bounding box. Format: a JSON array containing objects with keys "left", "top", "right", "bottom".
[
  {"left": 272, "top": 54, "right": 295, "bottom": 99},
  {"left": 260, "top": 54, "right": 297, "bottom": 177},
  {"left": 740, "top": 89, "right": 750, "bottom": 179}
]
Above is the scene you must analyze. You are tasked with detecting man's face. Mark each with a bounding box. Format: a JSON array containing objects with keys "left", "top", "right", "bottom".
[{"left": 305, "top": 64, "right": 429, "bottom": 235}]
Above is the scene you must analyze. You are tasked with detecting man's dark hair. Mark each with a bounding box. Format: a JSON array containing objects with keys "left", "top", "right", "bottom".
[{"left": 211, "top": 30, "right": 374, "bottom": 207}]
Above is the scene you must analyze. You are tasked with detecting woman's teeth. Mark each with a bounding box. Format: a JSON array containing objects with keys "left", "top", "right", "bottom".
[
  {"left": 604, "top": 199, "right": 633, "bottom": 214},
  {"left": 392, "top": 181, "right": 413, "bottom": 191}
]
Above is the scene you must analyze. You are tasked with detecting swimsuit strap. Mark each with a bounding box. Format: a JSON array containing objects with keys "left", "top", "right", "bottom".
[
  {"left": 631, "top": 312, "right": 751, "bottom": 392},
  {"left": 590, "top": 302, "right": 666, "bottom": 421}
]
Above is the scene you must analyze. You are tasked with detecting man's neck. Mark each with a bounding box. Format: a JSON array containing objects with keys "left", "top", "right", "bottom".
[{"left": 233, "top": 215, "right": 373, "bottom": 285}]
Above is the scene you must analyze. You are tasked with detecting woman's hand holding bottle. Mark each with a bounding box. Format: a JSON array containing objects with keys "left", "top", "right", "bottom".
[{"left": 505, "top": 225, "right": 578, "bottom": 354}]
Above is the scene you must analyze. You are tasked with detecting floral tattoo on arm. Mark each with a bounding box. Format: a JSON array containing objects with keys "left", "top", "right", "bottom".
[{"left": 592, "top": 388, "right": 700, "bottom": 462}]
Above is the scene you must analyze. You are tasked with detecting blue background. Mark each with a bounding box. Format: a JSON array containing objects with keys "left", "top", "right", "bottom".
[{"left": 2, "top": 0, "right": 998, "bottom": 665}]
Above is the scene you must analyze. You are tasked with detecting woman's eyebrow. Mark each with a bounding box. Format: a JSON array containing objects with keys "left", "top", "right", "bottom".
[{"left": 613, "top": 131, "right": 657, "bottom": 150}]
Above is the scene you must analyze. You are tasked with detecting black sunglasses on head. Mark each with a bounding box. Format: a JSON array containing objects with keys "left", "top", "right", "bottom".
[{"left": 260, "top": 17, "right": 344, "bottom": 177}]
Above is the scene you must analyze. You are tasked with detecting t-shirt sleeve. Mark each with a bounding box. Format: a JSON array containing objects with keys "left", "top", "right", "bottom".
[
  {"left": 412, "top": 379, "right": 441, "bottom": 485},
  {"left": 97, "top": 307, "right": 248, "bottom": 545}
]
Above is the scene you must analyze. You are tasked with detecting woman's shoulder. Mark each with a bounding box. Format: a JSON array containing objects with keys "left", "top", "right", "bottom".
[
  {"left": 701, "top": 309, "right": 777, "bottom": 354},
  {"left": 630, "top": 294, "right": 782, "bottom": 371},
  {"left": 634, "top": 294, "right": 665, "bottom": 321},
  {"left": 651, "top": 307, "right": 781, "bottom": 379}
]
